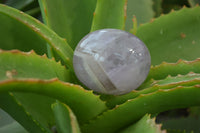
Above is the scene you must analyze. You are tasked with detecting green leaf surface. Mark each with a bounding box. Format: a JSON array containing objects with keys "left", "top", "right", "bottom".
[
  {"left": 120, "top": 114, "right": 165, "bottom": 133},
  {"left": 52, "top": 101, "right": 81, "bottom": 133},
  {"left": 38, "top": 0, "right": 97, "bottom": 49},
  {"left": 151, "top": 73, "right": 200, "bottom": 86},
  {"left": 0, "top": 108, "right": 28, "bottom": 133},
  {"left": 0, "top": 4, "right": 46, "bottom": 55},
  {"left": 0, "top": 4, "right": 73, "bottom": 68},
  {"left": 147, "top": 59, "right": 200, "bottom": 81},
  {"left": 91, "top": 0, "right": 126, "bottom": 31},
  {"left": 125, "top": 0, "right": 155, "bottom": 31},
  {"left": 0, "top": 121, "right": 28, "bottom": 133},
  {"left": 0, "top": 50, "right": 71, "bottom": 82},
  {"left": 0, "top": 79, "right": 107, "bottom": 124},
  {"left": 0, "top": 109, "right": 14, "bottom": 127},
  {"left": 11, "top": 93, "right": 56, "bottom": 129},
  {"left": 0, "top": 50, "right": 72, "bottom": 132},
  {"left": 82, "top": 85, "right": 200, "bottom": 133},
  {"left": 103, "top": 72, "right": 200, "bottom": 108},
  {"left": 0, "top": 92, "right": 50, "bottom": 133},
  {"left": 101, "top": 58, "right": 200, "bottom": 108},
  {"left": 136, "top": 6, "right": 200, "bottom": 65},
  {"left": 0, "top": 50, "right": 106, "bottom": 124}
]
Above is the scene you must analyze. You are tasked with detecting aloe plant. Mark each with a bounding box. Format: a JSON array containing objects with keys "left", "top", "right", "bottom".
[{"left": 0, "top": 0, "right": 200, "bottom": 133}]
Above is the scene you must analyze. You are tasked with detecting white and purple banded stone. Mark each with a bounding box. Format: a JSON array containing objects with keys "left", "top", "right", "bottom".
[{"left": 73, "top": 29, "right": 151, "bottom": 95}]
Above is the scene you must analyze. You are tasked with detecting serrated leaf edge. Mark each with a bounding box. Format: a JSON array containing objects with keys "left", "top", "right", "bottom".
[{"left": 8, "top": 92, "right": 48, "bottom": 133}]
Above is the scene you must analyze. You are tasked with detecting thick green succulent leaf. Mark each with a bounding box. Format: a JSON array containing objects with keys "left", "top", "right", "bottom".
[
  {"left": 147, "top": 59, "right": 200, "bottom": 81},
  {"left": 0, "top": 50, "right": 107, "bottom": 124},
  {"left": 0, "top": 109, "right": 28, "bottom": 133},
  {"left": 136, "top": 6, "right": 200, "bottom": 65},
  {"left": 0, "top": 4, "right": 45, "bottom": 55},
  {"left": 104, "top": 72, "right": 200, "bottom": 108},
  {"left": 82, "top": 85, "right": 200, "bottom": 133},
  {"left": 0, "top": 50, "right": 71, "bottom": 81},
  {"left": 91, "top": 0, "right": 127, "bottom": 31},
  {"left": 38, "top": 0, "right": 97, "bottom": 49},
  {"left": 188, "top": 0, "right": 200, "bottom": 6},
  {"left": 125, "top": 0, "right": 155, "bottom": 31},
  {"left": 0, "top": 92, "right": 50, "bottom": 133},
  {"left": 0, "top": 4, "right": 73, "bottom": 68},
  {"left": 120, "top": 114, "right": 165, "bottom": 133},
  {"left": 0, "top": 50, "right": 72, "bottom": 132},
  {"left": 52, "top": 101, "right": 81, "bottom": 133},
  {"left": 101, "top": 59, "right": 200, "bottom": 108},
  {"left": 11, "top": 93, "right": 57, "bottom": 128},
  {"left": 0, "top": 79, "right": 107, "bottom": 124},
  {"left": 0, "top": 121, "right": 28, "bottom": 133},
  {"left": 0, "top": 109, "right": 13, "bottom": 127}
]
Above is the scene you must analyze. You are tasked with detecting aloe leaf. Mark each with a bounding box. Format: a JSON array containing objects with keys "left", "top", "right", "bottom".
[
  {"left": 0, "top": 4, "right": 46, "bottom": 55},
  {"left": 104, "top": 72, "right": 200, "bottom": 108},
  {"left": 0, "top": 4, "right": 73, "bottom": 68},
  {"left": 11, "top": 93, "right": 57, "bottom": 128},
  {"left": 136, "top": 6, "right": 200, "bottom": 65},
  {"left": 0, "top": 50, "right": 107, "bottom": 123},
  {"left": 188, "top": 0, "right": 200, "bottom": 6},
  {"left": 0, "top": 50, "right": 71, "bottom": 82},
  {"left": 0, "top": 50, "right": 72, "bottom": 131},
  {"left": 0, "top": 92, "right": 50, "bottom": 133},
  {"left": 0, "top": 121, "right": 28, "bottom": 133},
  {"left": 147, "top": 59, "right": 200, "bottom": 81},
  {"left": 0, "top": 109, "right": 13, "bottom": 126},
  {"left": 52, "top": 101, "right": 81, "bottom": 133},
  {"left": 0, "top": 79, "right": 107, "bottom": 124},
  {"left": 38, "top": 0, "right": 97, "bottom": 49},
  {"left": 120, "top": 114, "right": 165, "bottom": 133},
  {"left": 125, "top": 0, "right": 155, "bottom": 31},
  {"left": 101, "top": 58, "right": 200, "bottom": 108},
  {"left": 91, "top": 0, "right": 127, "bottom": 31},
  {"left": 0, "top": 108, "right": 28, "bottom": 133},
  {"left": 82, "top": 85, "right": 200, "bottom": 133}
]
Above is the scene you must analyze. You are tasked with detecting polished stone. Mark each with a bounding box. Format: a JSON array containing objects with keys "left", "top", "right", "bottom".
[{"left": 73, "top": 29, "right": 151, "bottom": 95}]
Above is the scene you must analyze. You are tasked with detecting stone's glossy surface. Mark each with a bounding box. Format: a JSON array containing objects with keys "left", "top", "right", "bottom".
[{"left": 73, "top": 29, "right": 151, "bottom": 95}]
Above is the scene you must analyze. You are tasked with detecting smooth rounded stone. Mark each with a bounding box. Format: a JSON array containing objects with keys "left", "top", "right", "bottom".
[{"left": 73, "top": 29, "right": 151, "bottom": 95}]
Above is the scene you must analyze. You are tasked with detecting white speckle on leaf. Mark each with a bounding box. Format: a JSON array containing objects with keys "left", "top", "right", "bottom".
[{"left": 6, "top": 69, "right": 17, "bottom": 79}]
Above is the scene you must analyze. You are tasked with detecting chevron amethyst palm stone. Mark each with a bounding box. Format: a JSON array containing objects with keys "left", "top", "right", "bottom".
[{"left": 73, "top": 29, "right": 151, "bottom": 95}]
